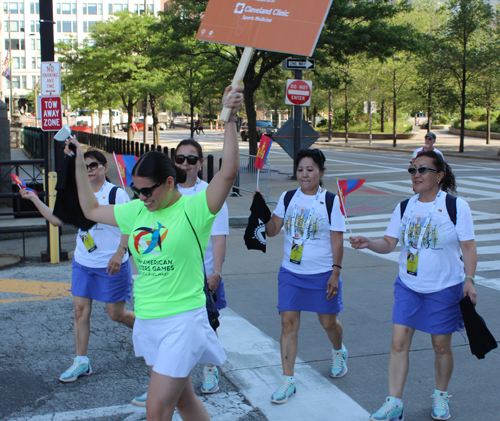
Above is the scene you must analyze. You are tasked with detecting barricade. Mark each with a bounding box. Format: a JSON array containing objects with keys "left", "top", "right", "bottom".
[{"left": 231, "top": 154, "right": 273, "bottom": 203}]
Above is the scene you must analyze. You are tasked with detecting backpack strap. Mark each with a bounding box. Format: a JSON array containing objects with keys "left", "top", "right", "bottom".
[
  {"left": 445, "top": 194, "right": 458, "bottom": 226},
  {"left": 109, "top": 186, "right": 118, "bottom": 205},
  {"left": 400, "top": 198, "right": 410, "bottom": 220},
  {"left": 284, "top": 188, "right": 336, "bottom": 225}
]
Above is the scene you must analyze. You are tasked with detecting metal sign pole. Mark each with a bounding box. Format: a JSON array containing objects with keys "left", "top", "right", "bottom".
[{"left": 292, "top": 69, "right": 303, "bottom": 180}]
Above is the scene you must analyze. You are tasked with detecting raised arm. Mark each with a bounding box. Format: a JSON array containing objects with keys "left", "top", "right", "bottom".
[
  {"left": 349, "top": 235, "right": 398, "bottom": 254},
  {"left": 20, "top": 188, "right": 63, "bottom": 226},
  {"left": 64, "top": 137, "right": 118, "bottom": 227},
  {"left": 206, "top": 86, "right": 244, "bottom": 215}
]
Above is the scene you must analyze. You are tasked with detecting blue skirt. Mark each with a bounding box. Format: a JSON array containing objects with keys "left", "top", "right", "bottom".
[
  {"left": 278, "top": 266, "right": 343, "bottom": 314},
  {"left": 214, "top": 278, "right": 227, "bottom": 311},
  {"left": 72, "top": 258, "right": 133, "bottom": 303},
  {"left": 392, "top": 277, "right": 464, "bottom": 335}
]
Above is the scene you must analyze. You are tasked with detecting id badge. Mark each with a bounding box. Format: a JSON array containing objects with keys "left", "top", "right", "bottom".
[
  {"left": 290, "top": 243, "right": 303, "bottom": 265},
  {"left": 80, "top": 232, "right": 97, "bottom": 253},
  {"left": 406, "top": 252, "right": 418, "bottom": 276}
]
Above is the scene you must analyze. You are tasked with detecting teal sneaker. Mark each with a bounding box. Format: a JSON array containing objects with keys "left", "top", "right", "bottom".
[
  {"left": 131, "top": 391, "right": 147, "bottom": 407},
  {"left": 431, "top": 390, "right": 451, "bottom": 420},
  {"left": 201, "top": 366, "right": 219, "bottom": 394},
  {"left": 59, "top": 357, "right": 92, "bottom": 383},
  {"left": 270, "top": 377, "right": 296, "bottom": 404},
  {"left": 369, "top": 397, "right": 404, "bottom": 421},
  {"left": 330, "top": 344, "right": 348, "bottom": 378}
]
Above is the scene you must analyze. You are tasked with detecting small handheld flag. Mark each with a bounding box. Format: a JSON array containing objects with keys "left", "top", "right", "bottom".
[
  {"left": 113, "top": 153, "right": 139, "bottom": 188},
  {"left": 337, "top": 179, "right": 366, "bottom": 217},
  {"left": 254, "top": 134, "right": 273, "bottom": 190},
  {"left": 10, "top": 174, "right": 34, "bottom": 191}
]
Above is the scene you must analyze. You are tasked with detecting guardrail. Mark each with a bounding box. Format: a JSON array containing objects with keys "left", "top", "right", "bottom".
[{"left": 231, "top": 154, "right": 274, "bottom": 203}]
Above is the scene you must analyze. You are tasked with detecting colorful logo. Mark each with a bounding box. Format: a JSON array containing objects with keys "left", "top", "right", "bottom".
[{"left": 133, "top": 223, "right": 168, "bottom": 255}]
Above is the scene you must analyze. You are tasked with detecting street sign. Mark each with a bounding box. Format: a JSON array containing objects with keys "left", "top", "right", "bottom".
[
  {"left": 41, "top": 61, "right": 61, "bottom": 96},
  {"left": 41, "top": 96, "right": 63, "bottom": 131},
  {"left": 285, "top": 79, "right": 312, "bottom": 106},
  {"left": 197, "top": 0, "right": 334, "bottom": 56},
  {"left": 282, "top": 58, "right": 315, "bottom": 71},
  {"left": 363, "top": 101, "right": 377, "bottom": 113}
]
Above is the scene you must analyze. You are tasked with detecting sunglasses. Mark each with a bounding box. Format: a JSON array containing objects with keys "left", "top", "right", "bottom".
[
  {"left": 297, "top": 148, "right": 326, "bottom": 162},
  {"left": 174, "top": 155, "right": 201, "bottom": 165},
  {"left": 86, "top": 161, "right": 105, "bottom": 171},
  {"left": 130, "top": 181, "right": 163, "bottom": 198},
  {"left": 408, "top": 166, "right": 438, "bottom": 176}
]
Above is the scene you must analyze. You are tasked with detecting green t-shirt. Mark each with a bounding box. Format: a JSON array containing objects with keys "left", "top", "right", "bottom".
[{"left": 114, "top": 190, "right": 215, "bottom": 319}]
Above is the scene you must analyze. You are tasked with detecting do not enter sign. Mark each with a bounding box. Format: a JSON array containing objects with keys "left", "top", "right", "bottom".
[
  {"left": 41, "top": 96, "right": 63, "bottom": 131},
  {"left": 285, "top": 79, "right": 312, "bottom": 106}
]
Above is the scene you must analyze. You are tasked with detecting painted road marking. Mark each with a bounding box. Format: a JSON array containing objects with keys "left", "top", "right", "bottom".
[
  {"left": 0, "top": 279, "right": 72, "bottom": 304},
  {"left": 8, "top": 391, "right": 253, "bottom": 421},
  {"left": 219, "top": 309, "right": 369, "bottom": 421}
]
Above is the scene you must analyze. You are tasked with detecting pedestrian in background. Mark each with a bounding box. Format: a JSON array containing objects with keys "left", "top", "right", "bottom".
[
  {"left": 255, "top": 148, "right": 347, "bottom": 405},
  {"left": 350, "top": 151, "right": 477, "bottom": 421},
  {"left": 66, "top": 85, "right": 243, "bottom": 421},
  {"left": 21, "top": 149, "right": 134, "bottom": 384},
  {"left": 411, "top": 132, "right": 443, "bottom": 164}
]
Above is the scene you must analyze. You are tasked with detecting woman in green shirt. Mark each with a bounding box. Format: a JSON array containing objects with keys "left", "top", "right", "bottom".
[{"left": 66, "top": 86, "right": 243, "bottom": 421}]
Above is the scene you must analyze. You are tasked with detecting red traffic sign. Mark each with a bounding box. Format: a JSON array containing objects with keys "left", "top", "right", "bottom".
[
  {"left": 285, "top": 79, "right": 312, "bottom": 106},
  {"left": 41, "top": 96, "right": 63, "bottom": 131}
]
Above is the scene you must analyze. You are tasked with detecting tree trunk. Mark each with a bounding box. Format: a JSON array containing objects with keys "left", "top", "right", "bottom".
[
  {"left": 427, "top": 84, "right": 432, "bottom": 132},
  {"left": 344, "top": 83, "right": 349, "bottom": 143},
  {"left": 486, "top": 105, "right": 490, "bottom": 145},
  {"left": 150, "top": 93, "right": 159, "bottom": 146},
  {"left": 108, "top": 108, "right": 113, "bottom": 137},
  {"left": 126, "top": 100, "right": 134, "bottom": 141},
  {"left": 393, "top": 72, "right": 397, "bottom": 147},
  {"left": 190, "top": 99, "right": 195, "bottom": 138},
  {"left": 381, "top": 101, "right": 385, "bottom": 132}
]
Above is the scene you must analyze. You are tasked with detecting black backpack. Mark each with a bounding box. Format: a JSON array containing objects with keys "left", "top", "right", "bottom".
[
  {"left": 284, "top": 189, "right": 336, "bottom": 224},
  {"left": 400, "top": 194, "right": 458, "bottom": 225},
  {"left": 109, "top": 186, "right": 118, "bottom": 205}
]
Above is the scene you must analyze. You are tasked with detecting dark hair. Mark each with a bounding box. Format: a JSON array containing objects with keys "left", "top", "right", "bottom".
[
  {"left": 297, "top": 148, "right": 326, "bottom": 171},
  {"left": 425, "top": 132, "right": 437, "bottom": 142},
  {"left": 132, "top": 151, "right": 187, "bottom": 185},
  {"left": 175, "top": 138, "right": 203, "bottom": 179},
  {"left": 84, "top": 149, "right": 111, "bottom": 182},
  {"left": 416, "top": 150, "right": 456, "bottom": 194}
]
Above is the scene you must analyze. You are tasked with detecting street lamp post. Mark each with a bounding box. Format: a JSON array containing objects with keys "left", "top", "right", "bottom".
[
  {"left": 369, "top": 87, "right": 379, "bottom": 145},
  {"left": 8, "top": 10, "right": 13, "bottom": 121}
]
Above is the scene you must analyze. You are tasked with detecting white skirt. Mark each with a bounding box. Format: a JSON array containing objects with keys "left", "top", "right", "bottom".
[{"left": 133, "top": 306, "right": 226, "bottom": 378}]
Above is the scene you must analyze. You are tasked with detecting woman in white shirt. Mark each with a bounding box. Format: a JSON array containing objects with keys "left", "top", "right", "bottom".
[
  {"left": 259, "top": 148, "right": 347, "bottom": 405},
  {"left": 350, "top": 151, "right": 477, "bottom": 421}
]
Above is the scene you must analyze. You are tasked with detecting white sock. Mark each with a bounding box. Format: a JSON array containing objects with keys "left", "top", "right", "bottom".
[
  {"left": 284, "top": 375, "right": 294, "bottom": 383},
  {"left": 390, "top": 396, "right": 402, "bottom": 406},
  {"left": 76, "top": 356, "right": 88, "bottom": 364}
]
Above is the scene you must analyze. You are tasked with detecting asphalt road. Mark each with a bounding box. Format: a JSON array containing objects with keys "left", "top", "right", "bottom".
[{"left": 1, "top": 136, "right": 499, "bottom": 421}]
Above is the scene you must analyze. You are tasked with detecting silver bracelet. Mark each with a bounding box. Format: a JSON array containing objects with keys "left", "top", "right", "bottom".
[
  {"left": 212, "top": 271, "right": 222, "bottom": 278},
  {"left": 227, "top": 115, "right": 238, "bottom": 123}
]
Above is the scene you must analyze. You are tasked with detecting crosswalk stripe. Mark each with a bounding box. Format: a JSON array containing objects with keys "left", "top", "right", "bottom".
[
  {"left": 477, "top": 246, "right": 500, "bottom": 254},
  {"left": 458, "top": 179, "right": 500, "bottom": 191}
]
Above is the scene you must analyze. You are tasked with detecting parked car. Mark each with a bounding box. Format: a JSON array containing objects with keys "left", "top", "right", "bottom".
[
  {"left": 240, "top": 119, "right": 275, "bottom": 141},
  {"left": 135, "top": 116, "right": 153, "bottom": 130}
]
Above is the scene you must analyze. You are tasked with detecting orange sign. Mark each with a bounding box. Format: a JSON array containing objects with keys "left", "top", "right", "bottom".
[{"left": 196, "top": 0, "right": 333, "bottom": 57}]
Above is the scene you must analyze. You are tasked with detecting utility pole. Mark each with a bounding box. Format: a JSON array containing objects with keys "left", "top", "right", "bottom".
[{"left": 8, "top": 10, "right": 13, "bottom": 121}]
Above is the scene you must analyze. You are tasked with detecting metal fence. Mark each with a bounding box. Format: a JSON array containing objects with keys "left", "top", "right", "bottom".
[
  {"left": 231, "top": 154, "right": 273, "bottom": 203},
  {"left": 22, "top": 127, "right": 44, "bottom": 159}
]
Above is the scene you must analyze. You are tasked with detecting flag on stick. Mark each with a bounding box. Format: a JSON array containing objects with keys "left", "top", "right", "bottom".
[
  {"left": 113, "top": 153, "right": 138, "bottom": 188},
  {"left": 254, "top": 134, "right": 273, "bottom": 171},
  {"left": 337, "top": 179, "right": 365, "bottom": 216},
  {"left": 10, "top": 174, "right": 34, "bottom": 191}
]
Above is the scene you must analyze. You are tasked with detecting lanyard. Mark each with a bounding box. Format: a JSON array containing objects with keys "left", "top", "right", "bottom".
[
  {"left": 98, "top": 180, "right": 108, "bottom": 194},
  {"left": 404, "top": 191, "right": 442, "bottom": 252},
  {"left": 289, "top": 187, "right": 322, "bottom": 245},
  {"left": 192, "top": 178, "right": 201, "bottom": 193}
]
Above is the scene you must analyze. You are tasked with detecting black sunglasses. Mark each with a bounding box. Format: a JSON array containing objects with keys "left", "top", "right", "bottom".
[
  {"left": 130, "top": 181, "right": 163, "bottom": 198},
  {"left": 86, "top": 161, "right": 105, "bottom": 171},
  {"left": 408, "top": 166, "right": 438, "bottom": 176},
  {"left": 174, "top": 155, "right": 201, "bottom": 165},
  {"left": 297, "top": 148, "right": 326, "bottom": 162}
]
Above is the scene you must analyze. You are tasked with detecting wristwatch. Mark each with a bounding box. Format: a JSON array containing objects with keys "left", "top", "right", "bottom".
[{"left": 212, "top": 271, "right": 222, "bottom": 278}]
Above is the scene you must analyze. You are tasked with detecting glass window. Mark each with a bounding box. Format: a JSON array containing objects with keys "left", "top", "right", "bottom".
[
  {"left": 62, "top": 21, "right": 71, "bottom": 32},
  {"left": 21, "top": 57, "right": 25, "bottom": 69},
  {"left": 10, "top": 21, "right": 19, "bottom": 31},
  {"left": 124, "top": 3, "right": 128, "bottom": 10},
  {"left": 12, "top": 57, "right": 19, "bottom": 69},
  {"left": 3, "top": 20, "right": 8, "bottom": 32},
  {"left": 30, "top": 2, "right": 40, "bottom": 14},
  {"left": 114, "top": 4, "right": 123, "bottom": 12},
  {"left": 98, "top": 3, "right": 102, "bottom": 14},
  {"left": 37, "top": 57, "right": 40, "bottom": 68},
  {"left": 9, "top": 2, "right": 18, "bottom": 13},
  {"left": 82, "top": 3, "right": 86, "bottom": 14},
  {"left": 3, "top": 3, "right": 7, "bottom": 13},
  {"left": 20, "top": 39, "right": 24, "bottom": 50},
  {"left": 22, "top": 76, "right": 26, "bottom": 88},
  {"left": 56, "top": 21, "right": 61, "bottom": 32},
  {"left": 87, "top": 3, "right": 96, "bottom": 14},
  {"left": 72, "top": 3, "right": 76, "bottom": 14},
  {"left": 62, "top": 3, "right": 71, "bottom": 14},
  {"left": 6, "top": 79, "right": 9, "bottom": 89},
  {"left": 32, "top": 75, "right": 37, "bottom": 87},
  {"left": 31, "top": 57, "right": 36, "bottom": 69},
  {"left": 12, "top": 75, "right": 20, "bottom": 89},
  {"left": 10, "top": 39, "right": 20, "bottom": 49},
  {"left": 108, "top": 3, "right": 112, "bottom": 13},
  {"left": 72, "top": 21, "right": 76, "bottom": 32},
  {"left": 83, "top": 21, "right": 87, "bottom": 32},
  {"left": 31, "top": 38, "right": 35, "bottom": 50},
  {"left": 147, "top": 4, "right": 153, "bottom": 12},
  {"left": 56, "top": 2, "right": 60, "bottom": 13},
  {"left": 20, "top": 20, "right": 24, "bottom": 31},
  {"left": 19, "top": 2, "right": 23, "bottom": 13},
  {"left": 30, "top": 20, "right": 39, "bottom": 32}
]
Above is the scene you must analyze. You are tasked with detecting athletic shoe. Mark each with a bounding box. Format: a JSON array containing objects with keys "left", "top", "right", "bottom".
[
  {"left": 431, "top": 390, "right": 451, "bottom": 420},
  {"left": 201, "top": 366, "right": 220, "bottom": 394},
  {"left": 59, "top": 357, "right": 92, "bottom": 383},
  {"left": 131, "top": 391, "right": 147, "bottom": 407},
  {"left": 270, "top": 377, "right": 296, "bottom": 404},
  {"left": 330, "top": 344, "right": 348, "bottom": 378},
  {"left": 369, "top": 397, "right": 404, "bottom": 421}
]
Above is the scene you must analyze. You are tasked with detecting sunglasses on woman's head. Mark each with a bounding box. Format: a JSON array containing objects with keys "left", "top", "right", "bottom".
[
  {"left": 130, "top": 181, "right": 163, "bottom": 198},
  {"left": 86, "top": 161, "right": 105, "bottom": 171},
  {"left": 174, "top": 155, "right": 200, "bottom": 165},
  {"left": 408, "top": 166, "right": 438, "bottom": 176}
]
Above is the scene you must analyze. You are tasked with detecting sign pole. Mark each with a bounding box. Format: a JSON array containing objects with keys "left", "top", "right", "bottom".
[{"left": 292, "top": 69, "right": 303, "bottom": 179}]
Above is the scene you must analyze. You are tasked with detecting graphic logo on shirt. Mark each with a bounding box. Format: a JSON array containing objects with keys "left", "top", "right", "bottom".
[
  {"left": 133, "top": 222, "right": 168, "bottom": 255},
  {"left": 284, "top": 207, "right": 323, "bottom": 240},
  {"left": 401, "top": 214, "right": 446, "bottom": 250}
]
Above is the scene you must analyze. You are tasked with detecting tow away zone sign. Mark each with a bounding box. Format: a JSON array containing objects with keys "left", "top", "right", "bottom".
[{"left": 41, "top": 96, "right": 63, "bottom": 131}]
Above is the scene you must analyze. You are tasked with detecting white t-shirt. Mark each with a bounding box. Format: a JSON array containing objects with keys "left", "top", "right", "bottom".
[
  {"left": 385, "top": 193, "right": 475, "bottom": 293},
  {"left": 177, "top": 179, "right": 229, "bottom": 274},
  {"left": 74, "top": 181, "right": 130, "bottom": 268},
  {"left": 273, "top": 189, "right": 346, "bottom": 275},
  {"left": 411, "top": 147, "right": 443, "bottom": 161}
]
